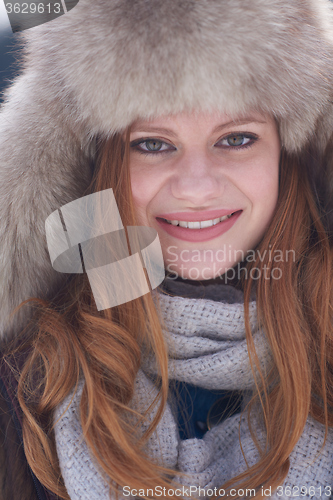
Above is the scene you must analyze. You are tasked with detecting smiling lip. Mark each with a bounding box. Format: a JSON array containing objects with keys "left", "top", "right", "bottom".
[
  {"left": 156, "top": 209, "right": 243, "bottom": 242},
  {"left": 157, "top": 209, "right": 240, "bottom": 222}
]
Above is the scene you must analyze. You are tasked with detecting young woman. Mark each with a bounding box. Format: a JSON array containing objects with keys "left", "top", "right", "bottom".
[{"left": 0, "top": 1, "right": 332, "bottom": 499}]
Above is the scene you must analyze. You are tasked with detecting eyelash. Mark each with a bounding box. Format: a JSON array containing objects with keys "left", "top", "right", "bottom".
[
  {"left": 130, "top": 133, "right": 258, "bottom": 156},
  {"left": 130, "top": 138, "right": 175, "bottom": 156},
  {"left": 216, "top": 133, "right": 258, "bottom": 150}
]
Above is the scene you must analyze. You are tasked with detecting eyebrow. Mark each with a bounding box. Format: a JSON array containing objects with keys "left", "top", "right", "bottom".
[
  {"left": 130, "top": 117, "right": 267, "bottom": 137},
  {"left": 212, "top": 118, "right": 267, "bottom": 134},
  {"left": 130, "top": 127, "right": 178, "bottom": 138}
]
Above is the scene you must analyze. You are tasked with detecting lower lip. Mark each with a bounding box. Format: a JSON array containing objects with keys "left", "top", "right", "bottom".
[{"left": 156, "top": 211, "right": 242, "bottom": 242}]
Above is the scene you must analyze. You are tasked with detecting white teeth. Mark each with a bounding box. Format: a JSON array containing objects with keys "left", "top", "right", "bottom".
[
  {"left": 164, "top": 212, "right": 235, "bottom": 228},
  {"left": 200, "top": 219, "right": 213, "bottom": 228},
  {"left": 188, "top": 221, "right": 201, "bottom": 229}
]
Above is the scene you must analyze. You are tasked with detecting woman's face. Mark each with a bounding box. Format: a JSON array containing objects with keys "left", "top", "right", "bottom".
[{"left": 129, "top": 110, "right": 280, "bottom": 280}]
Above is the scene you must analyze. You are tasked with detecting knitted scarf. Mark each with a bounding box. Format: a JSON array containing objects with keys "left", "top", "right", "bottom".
[{"left": 54, "top": 281, "right": 333, "bottom": 499}]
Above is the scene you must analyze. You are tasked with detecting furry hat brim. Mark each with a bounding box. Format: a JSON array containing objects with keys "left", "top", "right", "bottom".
[{"left": 1, "top": 0, "right": 333, "bottom": 339}]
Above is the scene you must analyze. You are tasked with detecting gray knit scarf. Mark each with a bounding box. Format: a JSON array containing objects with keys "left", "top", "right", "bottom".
[{"left": 54, "top": 281, "right": 333, "bottom": 500}]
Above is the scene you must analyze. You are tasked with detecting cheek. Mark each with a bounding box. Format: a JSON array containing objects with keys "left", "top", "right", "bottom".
[
  {"left": 251, "top": 170, "right": 279, "bottom": 206},
  {"left": 241, "top": 143, "right": 279, "bottom": 197},
  {"left": 244, "top": 156, "right": 280, "bottom": 229},
  {"left": 129, "top": 171, "right": 150, "bottom": 227},
  {"left": 130, "top": 168, "right": 154, "bottom": 209},
  {"left": 130, "top": 168, "right": 167, "bottom": 225}
]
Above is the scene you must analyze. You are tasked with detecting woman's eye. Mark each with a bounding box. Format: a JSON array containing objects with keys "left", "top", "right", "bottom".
[
  {"left": 145, "top": 140, "right": 164, "bottom": 152},
  {"left": 130, "top": 139, "right": 175, "bottom": 154},
  {"left": 216, "top": 133, "right": 257, "bottom": 149}
]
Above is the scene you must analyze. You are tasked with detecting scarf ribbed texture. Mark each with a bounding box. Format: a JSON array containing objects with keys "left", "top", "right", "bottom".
[{"left": 54, "top": 283, "right": 333, "bottom": 499}]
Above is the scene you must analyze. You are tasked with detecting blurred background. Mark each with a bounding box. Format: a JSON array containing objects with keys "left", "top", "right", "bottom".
[
  {"left": 0, "top": 0, "right": 19, "bottom": 104},
  {"left": 0, "top": 0, "right": 79, "bottom": 104}
]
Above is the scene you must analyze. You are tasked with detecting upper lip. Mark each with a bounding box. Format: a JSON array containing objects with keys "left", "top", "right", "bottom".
[{"left": 156, "top": 209, "right": 242, "bottom": 222}]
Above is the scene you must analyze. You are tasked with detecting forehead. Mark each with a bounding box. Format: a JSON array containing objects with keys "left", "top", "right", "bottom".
[{"left": 130, "top": 110, "right": 272, "bottom": 135}]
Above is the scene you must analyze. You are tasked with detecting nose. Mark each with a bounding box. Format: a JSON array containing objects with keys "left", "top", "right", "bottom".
[{"left": 170, "top": 151, "right": 223, "bottom": 205}]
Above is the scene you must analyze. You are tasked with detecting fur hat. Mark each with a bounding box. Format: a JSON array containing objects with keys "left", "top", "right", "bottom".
[{"left": 1, "top": 0, "right": 333, "bottom": 339}]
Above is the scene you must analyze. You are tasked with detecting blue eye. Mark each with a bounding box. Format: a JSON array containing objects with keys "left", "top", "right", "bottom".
[
  {"left": 130, "top": 138, "right": 175, "bottom": 154},
  {"left": 216, "top": 133, "right": 257, "bottom": 149},
  {"left": 145, "top": 140, "right": 164, "bottom": 151}
]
